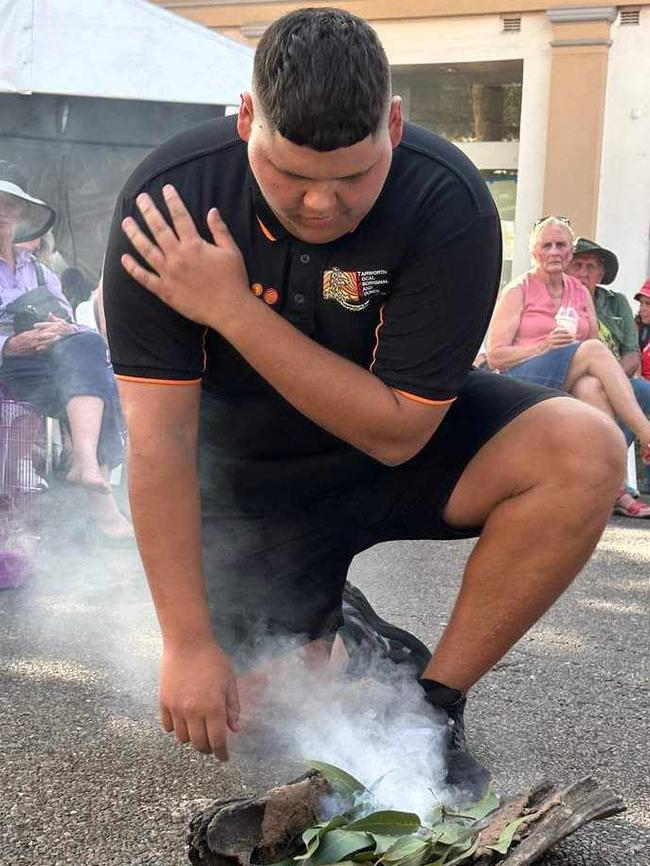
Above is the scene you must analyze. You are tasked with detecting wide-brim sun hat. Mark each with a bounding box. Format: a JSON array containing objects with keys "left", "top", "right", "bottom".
[
  {"left": 0, "top": 161, "right": 56, "bottom": 243},
  {"left": 634, "top": 278, "right": 650, "bottom": 302},
  {"left": 572, "top": 237, "right": 619, "bottom": 285},
  {"left": 0, "top": 181, "right": 56, "bottom": 243}
]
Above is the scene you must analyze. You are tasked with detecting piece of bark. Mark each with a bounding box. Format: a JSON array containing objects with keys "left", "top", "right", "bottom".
[
  {"left": 497, "top": 776, "right": 626, "bottom": 866},
  {"left": 187, "top": 771, "right": 332, "bottom": 866},
  {"left": 474, "top": 791, "right": 530, "bottom": 855}
]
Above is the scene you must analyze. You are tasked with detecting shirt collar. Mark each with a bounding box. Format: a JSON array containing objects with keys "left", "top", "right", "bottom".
[
  {"left": 595, "top": 284, "right": 615, "bottom": 300},
  {"left": 248, "top": 168, "right": 290, "bottom": 243}
]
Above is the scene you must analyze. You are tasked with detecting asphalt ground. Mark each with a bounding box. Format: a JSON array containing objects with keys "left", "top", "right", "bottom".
[{"left": 0, "top": 484, "right": 648, "bottom": 866}]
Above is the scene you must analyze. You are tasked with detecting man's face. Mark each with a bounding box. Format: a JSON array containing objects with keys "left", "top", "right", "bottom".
[
  {"left": 639, "top": 297, "right": 650, "bottom": 325},
  {"left": 567, "top": 253, "right": 605, "bottom": 294},
  {"left": 238, "top": 93, "right": 403, "bottom": 244}
]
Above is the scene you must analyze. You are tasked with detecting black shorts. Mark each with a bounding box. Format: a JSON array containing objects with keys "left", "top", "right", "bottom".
[{"left": 200, "top": 371, "right": 562, "bottom": 663}]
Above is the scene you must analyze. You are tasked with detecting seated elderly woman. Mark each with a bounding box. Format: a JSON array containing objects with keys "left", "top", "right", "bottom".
[
  {"left": 486, "top": 216, "right": 650, "bottom": 515},
  {"left": 0, "top": 161, "right": 132, "bottom": 540}
]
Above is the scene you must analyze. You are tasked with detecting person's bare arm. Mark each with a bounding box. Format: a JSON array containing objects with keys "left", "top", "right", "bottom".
[
  {"left": 121, "top": 188, "right": 452, "bottom": 466},
  {"left": 3, "top": 322, "right": 73, "bottom": 355},
  {"left": 486, "top": 284, "right": 573, "bottom": 371},
  {"left": 94, "top": 277, "right": 107, "bottom": 339},
  {"left": 118, "top": 378, "right": 239, "bottom": 758},
  {"left": 620, "top": 351, "right": 640, "bottom": 378}
]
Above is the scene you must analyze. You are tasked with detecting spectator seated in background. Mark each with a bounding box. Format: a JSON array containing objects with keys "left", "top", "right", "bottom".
[
  {"left": 634, "top": 279, "right": 650, "bottom": 492},
  {"left": 635, "top": 279, "right": 650, "bottom": 381},
  {"left": 60, "top": 267, "right": 94, "bottom": 317},
  {"left": 16, "top": 231, "right": 70, "bottom": 279},
  {"left": 0, "top": 161, "right": 132, "bottom": 540},
  {"left": 567, "top": 239, "right": 650, "bottom": 512},
  {"left": 486, "top": 216, "right": 650, "bottom": 515},
  {"left": 75, "top": 275, "right": 107, "bottom": 336}
]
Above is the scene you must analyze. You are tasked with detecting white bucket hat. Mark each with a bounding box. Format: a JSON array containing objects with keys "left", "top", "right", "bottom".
[{"left": 0, "top": 162, "right": 56, "bottom": 243}]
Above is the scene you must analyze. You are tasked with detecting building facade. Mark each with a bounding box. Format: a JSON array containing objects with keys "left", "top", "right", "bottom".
[{"left": 152, "top": 1, "right": 650, "bottom": 298}]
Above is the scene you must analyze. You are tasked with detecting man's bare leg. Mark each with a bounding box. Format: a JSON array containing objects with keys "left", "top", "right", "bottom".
[
  {"left": 65, "top": 395, "right": 110, "bottom": 491},
  {"left": 422, "top": 397, "right": 624, "bottom": 691},
  {"left": 570, "top": 376, "right": 650, "bottom": 516}
]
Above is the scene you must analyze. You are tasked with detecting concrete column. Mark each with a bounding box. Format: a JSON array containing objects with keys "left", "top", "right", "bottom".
[
  {"left": 542, "top": 6, "right": 617, "bottom": 238},
  {"left": 512, "top": 34, "right": 552, "bottom": 276}
]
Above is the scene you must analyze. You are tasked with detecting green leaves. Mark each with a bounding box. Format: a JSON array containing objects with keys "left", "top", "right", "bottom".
[
  {"left": 274, "top": 764, "right": 523, "bottom": 866},
  {"left": 379, "top": 836, "right": 432, "bottom": 866},
  {"left": 309, "top": 761, "right": 368, "bottom": 802},
  {"left": 444, "top": 790, "right": 499, "bottom": 823},
  {"left": 346, "top": 812, "right": 422, "bottom": 836},
  {"left": 483, "top": 816, "right": 528, "bottom": 855},
  {"left": 309, "top": 830, "right": 374, "bottom": 864}
]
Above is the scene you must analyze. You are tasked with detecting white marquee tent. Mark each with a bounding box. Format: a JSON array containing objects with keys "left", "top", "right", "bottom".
[
  {"left": 0, "top": 0, "right": 253, "bottom": 106},
  {"left": 0, "top": 0, "right": 253, "bottom": 278}
]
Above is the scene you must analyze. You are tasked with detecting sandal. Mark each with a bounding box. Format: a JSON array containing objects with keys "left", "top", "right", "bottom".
[{"left": 613, "top": 490, "right": 650, "bottom": 519}]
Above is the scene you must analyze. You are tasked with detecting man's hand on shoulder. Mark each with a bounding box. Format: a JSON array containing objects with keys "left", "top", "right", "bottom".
[
  {"left": 121, "top": 185, "right": 252, "bottom": 331},
  {"left": 160, "top": 637, "right": 240, "bottom": 760}
]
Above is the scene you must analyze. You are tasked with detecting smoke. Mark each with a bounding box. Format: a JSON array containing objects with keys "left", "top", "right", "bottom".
[{"left": 231, "top": 645, "right": 454, "bottom": 822}]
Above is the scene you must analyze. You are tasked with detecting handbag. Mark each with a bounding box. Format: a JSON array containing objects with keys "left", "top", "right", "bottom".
[{"left": 5, "top": 261, "right": 71, "bottom": 333}]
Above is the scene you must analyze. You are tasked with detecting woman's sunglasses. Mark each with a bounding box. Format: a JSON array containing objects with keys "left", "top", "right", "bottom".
[{"left": 533, "top": 215, "right": 572, "bottom": 228}]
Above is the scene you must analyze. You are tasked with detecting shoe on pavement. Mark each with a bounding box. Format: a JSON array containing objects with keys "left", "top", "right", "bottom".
[
  {"left": 420, "top": 679, "right": 491, "bottom": 801},
  {"left": 614, "top": 490, "right": 650, "bottom": 518},
  {"left": 339, "top": 581, "right": 432, "bottom": 677}
]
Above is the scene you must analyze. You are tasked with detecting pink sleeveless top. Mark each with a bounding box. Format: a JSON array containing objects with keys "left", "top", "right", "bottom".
[{"left": 513, "top": 273, "right": 592, "bottom": 347}]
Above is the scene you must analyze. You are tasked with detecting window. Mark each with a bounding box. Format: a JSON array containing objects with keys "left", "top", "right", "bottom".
[{"left": 392, "top": 60, "right": 523, "bottom": 142}]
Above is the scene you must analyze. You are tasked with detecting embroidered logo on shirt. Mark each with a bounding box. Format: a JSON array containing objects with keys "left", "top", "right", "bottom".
[{"left": 322, "top": 268, "right": 389, "bottom": 312}]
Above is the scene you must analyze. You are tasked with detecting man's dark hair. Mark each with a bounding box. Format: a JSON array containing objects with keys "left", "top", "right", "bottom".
[{"left": 253, "top": 7, "right": 391, "bottom": 151}]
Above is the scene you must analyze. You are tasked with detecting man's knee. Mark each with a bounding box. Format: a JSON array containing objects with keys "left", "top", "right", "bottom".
[{"left": 541, "top": 399, "right": 625, "bottom": 490}]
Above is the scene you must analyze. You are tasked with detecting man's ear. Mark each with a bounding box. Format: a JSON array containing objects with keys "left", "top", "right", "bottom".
[
  {"left": 388, "top": 96, "right": 404, "bottom": 149},
  {"left": 237, "top": 92, "right": 255, "bottom": 142}
]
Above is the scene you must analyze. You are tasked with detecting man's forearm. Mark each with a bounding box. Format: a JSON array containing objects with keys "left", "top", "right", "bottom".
[
  {"left": 216, "top": 294, "right": 444, "bottom": 465},
  {"left": 127, "top": 444, "right": 214, "bottom": 648}
]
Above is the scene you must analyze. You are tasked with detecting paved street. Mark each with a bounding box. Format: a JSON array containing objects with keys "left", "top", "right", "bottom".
[{"left": 0, "top": 490, "right": 648, "bottom": 866}]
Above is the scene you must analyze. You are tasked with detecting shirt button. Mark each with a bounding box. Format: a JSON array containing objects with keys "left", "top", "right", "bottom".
[
  {"left": 300, "top": 253, "right": 310, "bottom": 264},
  {"left": 294, "top": 292, "right": 306, "bottom": 305}
]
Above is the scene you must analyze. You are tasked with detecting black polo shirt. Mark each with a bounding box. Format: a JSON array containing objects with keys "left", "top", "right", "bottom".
[{"left": 103, "top": 115, "right": 500, "bottom": 504}]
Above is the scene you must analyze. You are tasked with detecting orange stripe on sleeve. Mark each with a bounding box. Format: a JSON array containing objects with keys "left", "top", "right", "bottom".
[
  {"left": 393, "top": 389, "right": 457, "bottom": 407},
  {"left": 115, "top": 374, "right": 202, "bottom": 386}
]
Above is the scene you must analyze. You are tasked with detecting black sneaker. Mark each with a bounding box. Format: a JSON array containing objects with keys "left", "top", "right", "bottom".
[
  {"left": 421, "top": 681, "right": 491, "bottom": 801},
  {"left": 339, "top": 581, "right": 432, "bottom": 677}
]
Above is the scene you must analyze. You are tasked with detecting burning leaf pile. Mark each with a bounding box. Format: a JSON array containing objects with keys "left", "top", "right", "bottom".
[{"left": 187, "top": 762, "right": 625, "bottom": 866}]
